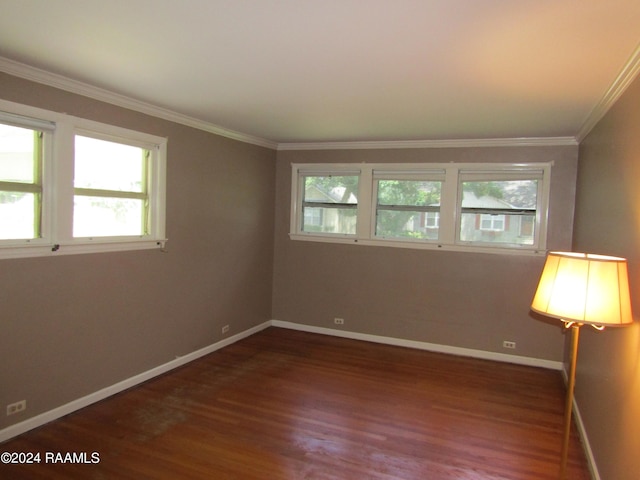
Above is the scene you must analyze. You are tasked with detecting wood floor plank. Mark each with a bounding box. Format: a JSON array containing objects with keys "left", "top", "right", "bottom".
[{"left": 0, "top": 328, "right": 592, "bottom": 479}]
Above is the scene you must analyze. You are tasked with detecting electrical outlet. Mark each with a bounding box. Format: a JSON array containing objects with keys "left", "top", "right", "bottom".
[
  {"left": 222, "top": 325, "right": 230, "bottom": 334},
  {"left": 503, "top": 341, "right": 516, "bottom": 349},
  {"left": 6, "top": 400, "right": 26, "bottom": 416},
  {"left": 334, "top": 318, "right": 344, "bottom": 325}
]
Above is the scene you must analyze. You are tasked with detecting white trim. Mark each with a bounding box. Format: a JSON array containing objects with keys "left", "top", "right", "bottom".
[
  {"left": 0, "top": 321, "right": 271, "bottom": 444},
  {"left": 0, "top": 56, "right": 278, "bottom": 150},
  {"left": 0, "top": 99, "right": 169, "bottom": 259},
  {"left": 4, "top": 42, "right": 640, "bottom": 152},
  {"left": 0, "top": 317, "right": 595, "bottom": 478},
  {"left": 0, "top": 318, "right": 562, "bottom": 444},
  {"left": 289, "top": 233, "right": 547, "bottom": 256},
  {"left": 278, "top": 137, "right": 578, "bottom": 151},
  {"left": 1, "top": 57, "right": 581, "bottom": 152},
  {"left": 271, "top": 320, "right": 563, "bottom": 370},
  {"left": 576, "top": 42, "right": 640, "bottom": 142},
  {"left": 0, "top": 239, "right": 167, "bottom": 259},
  {"left": 290, "top": 162, "right": 551, "bottom": 255}
]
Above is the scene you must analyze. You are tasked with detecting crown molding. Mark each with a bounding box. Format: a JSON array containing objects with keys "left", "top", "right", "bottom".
[
  {"left": 0, "top": 56, "right": 593, "bottom": 152},
  {"left": 576, "top": 42, "right": 640, "bottom": 142},
  {"left": 277, "top": 136, "right": 578, "bottom": 151},
  {"left": 0, "top": 57, "right": 278, "bottom": 150}
]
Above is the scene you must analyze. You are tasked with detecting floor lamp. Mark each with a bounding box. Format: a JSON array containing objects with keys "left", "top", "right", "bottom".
[{"left": 531, "top": 252, "right": 633, "bottom": 479}]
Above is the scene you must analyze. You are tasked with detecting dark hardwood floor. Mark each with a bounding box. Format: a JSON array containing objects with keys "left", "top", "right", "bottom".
[{"left": 1, "top": 327, "right": 591, "bottom": 479}]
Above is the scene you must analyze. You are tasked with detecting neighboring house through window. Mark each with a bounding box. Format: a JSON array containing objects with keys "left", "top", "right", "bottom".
[{"left": 290, "top": 162, "right": 550, "bottom": 254}]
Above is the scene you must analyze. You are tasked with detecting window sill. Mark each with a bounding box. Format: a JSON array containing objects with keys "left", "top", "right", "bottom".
[
  {"left": 289, "top": 233, "right": 546, "bottom": 256},
  {"left": 0, "top": 238, "right": 167, "bottom": 260}
]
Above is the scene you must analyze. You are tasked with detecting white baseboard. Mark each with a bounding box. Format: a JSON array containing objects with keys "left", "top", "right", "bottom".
[
  {"left": 271, "top": 320, "right": 564, "bottom": 371},
  {"left": 272, "top": 321, "right": 599, "bottom": 477},
  {"left": 0, "top": 319, "right": 564, "bottom": 445},
  {"left": 0, "top": 321, "right": 271, "bottom": 444}
]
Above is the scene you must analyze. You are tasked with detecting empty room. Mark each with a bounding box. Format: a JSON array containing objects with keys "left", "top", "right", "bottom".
[{"left": 1, "top": 2, "right": 640, "bottom": 479}]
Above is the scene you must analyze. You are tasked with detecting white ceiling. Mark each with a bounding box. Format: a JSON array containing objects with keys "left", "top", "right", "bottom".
[{"left": 1, "top": 1, "right": 640, "bottom": 147}]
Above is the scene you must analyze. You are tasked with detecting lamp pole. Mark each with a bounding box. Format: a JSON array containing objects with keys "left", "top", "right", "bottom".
[{"left": 559, "top": 323, "right": 580, "bottom": 479}]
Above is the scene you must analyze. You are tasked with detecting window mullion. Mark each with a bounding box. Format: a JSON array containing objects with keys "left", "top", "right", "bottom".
[
  {"left": 357, "top": 167, "right": 372, "bottom": 240},
  {"left": 52, "top": 122, "right": 75, "bottom": 244},
  {"left": 535, "top": 166, "right": 551, "bottom": 249},
  {"left": 438, "top": 165, "right": 459, "bottom": 245}
]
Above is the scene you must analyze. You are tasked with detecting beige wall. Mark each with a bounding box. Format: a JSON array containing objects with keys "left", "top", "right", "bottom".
[
  {"left": 273, "top": 146, "right": 578, "bottom": 361},
  {"left": 573, "top": 73, "right": 640, "bottom": 480},
  {"left": 0, "top": 73, "right": 276, "bottom": 430}
]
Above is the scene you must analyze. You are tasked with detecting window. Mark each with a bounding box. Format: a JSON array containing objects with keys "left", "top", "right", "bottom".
[
  {"left": 0, "top": 100, "right": 167, "bottom": 259},
  {"left": 458, "top": 171, "right": 543, "bottom": 247},
  {"left": 0, "top": 123, "right": 44, "bottom": 240},
  {"left": 291, "top": 162, "right": 550, "bottom": 254},
  {"left": 479, "top": 214, "right": 505, "bottom": 232},
  {"left": 373, "top": 172, "right": 443, "bottom": 241},
  {"left": 73, "top": 134, "right": 151, "bottom": 238},
  {"left": 295, "top": 170, "right": 359, "bottom": 237},
  {"left": 425, "top": 212, "right": 440, "bottom": 229}
]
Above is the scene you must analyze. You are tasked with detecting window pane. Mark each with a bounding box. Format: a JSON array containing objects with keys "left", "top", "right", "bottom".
[
  {"left": 376, "top": 210, "right": 440, "bottom": 239},
  {"left": 302, "top": 175, "right": 358, "bottom": 234},
  {"left": 461, "top": 180, "right": 537, "bottom": 209},
  {"left": 460, "top": 212, "right": 536, "bottom": 245},
  {"left": 301, "top": 206, "right": 357, "bottom": 234},
  {"left": 73, "top": 196, "right": 144, "bottom": 237},
  {"left": 376, "top": 180, "right": 441, "bottom": 240},
  {"left": 377, "top": 180, "right": 440, "bottom": 206},
  {"left": 460, "top": 180, "right": 537, "bottom": 245},
  {"left": 0, "top": 192, "right": 37, "bottom": 239},
  {"left": 0, "top": 124, "right": 38, "bottom": 183},
  {"left": 304, "top": 175, "right": 358, "bottom": 204},
  {"left": 75, "top": 135, "right": 146, "bottom": 192}
]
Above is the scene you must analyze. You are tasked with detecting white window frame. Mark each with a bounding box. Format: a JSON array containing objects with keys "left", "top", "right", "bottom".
[
  {"left": 0, "top": 99, "right": 167, "bottom": 260},
  {"left": 291, "top": 166, "right": 362, "bottom": 242},
  {"left": 371, "top": 169, "right": 446, "bottom": 243},
  {"left": 290, "top": 162, "right": 551, "bottom": 255},
  {"left": 456, "top": 168, "right": 547, "bottom": 249}
]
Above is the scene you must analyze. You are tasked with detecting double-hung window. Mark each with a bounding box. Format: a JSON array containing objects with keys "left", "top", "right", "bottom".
[
  {"left": 457, "top": 169, "right": 544, "bottom": 247},
  {"left": 0, "top": 100, "right": 167, "bottom": 259},
  {"left": 73, "top": 133, "right": 152, "bottom": 238},
  {"left": 373, "top": 170, "right": 444, "bottom": 242},
  {"left": 296, "top": 170, "right": 359, "bottom": 237},
  {"left": 0, "top": 120, "right": 49, "bottom": 241},
  {"left": 290, "top": 162, "right": 550, "bottom": 254}
]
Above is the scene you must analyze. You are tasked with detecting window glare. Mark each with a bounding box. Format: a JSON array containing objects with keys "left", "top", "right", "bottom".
[
  {"left": 75, "top": 135, "right": 146, "bottom": 192},
  {"left": 0, "top": 124, "right": 37, "bottom": 183},
  {"left": 0, "top": 104, "right": 167, "bottom": 258},
  {"left": 0, "top": 192, "right": 37, "bottom": 240},
  {"left": 73, "top": 196, "right": 144, "bottom": 237}
]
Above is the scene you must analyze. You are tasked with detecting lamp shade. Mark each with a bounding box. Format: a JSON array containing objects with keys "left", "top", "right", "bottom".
[{"left": 531, "top": 252, "right": 633, "bottom": 327}]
